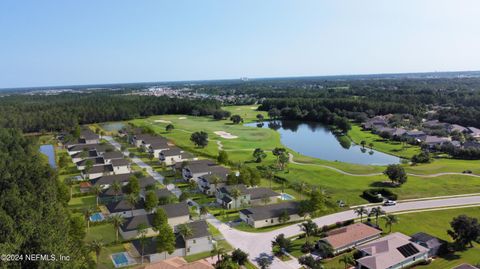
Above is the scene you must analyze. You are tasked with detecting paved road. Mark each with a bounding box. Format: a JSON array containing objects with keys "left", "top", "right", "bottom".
[
  {"left": 103, "top": 136, "right": 165, "bottom": 184},
  {"left": 207, "top": 195, "right": 480, "bottom": 269}
]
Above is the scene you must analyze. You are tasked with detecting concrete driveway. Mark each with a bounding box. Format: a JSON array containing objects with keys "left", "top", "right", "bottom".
[{"left": 207, "top": 195, "right": 480, "bottom": 269}]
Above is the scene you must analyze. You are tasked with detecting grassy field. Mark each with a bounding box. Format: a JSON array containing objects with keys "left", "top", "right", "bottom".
[{"left": 126, "top": 106, "right": 480, "bottom": 206}]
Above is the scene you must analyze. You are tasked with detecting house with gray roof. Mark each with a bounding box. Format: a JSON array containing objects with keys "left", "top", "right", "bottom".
[
  {"left": 216, "top": 184, "right": 281, "bottom": 209},
  {"left": 448, "top": 124, "right": 468, "bottom": 134},
  {"left": 80, "top": 129, "right": 100, "bottom": 144},
  {"left": 410, "top": 232, "right": 445, "bottom": 257},
  {"left": 67, "top": 143, "right": 107, "bottom": 155},
  {"left": 81, "top": 164, "right": 114, "bottom": 180},
  {"left": 403, "top": 130, "right": 427, "bottom": 142},
  {"left": 100, "top": 177, "right": 157, "bottom": 203},
  {"left": 467, "top": 127, "right": 480, "bottom": 138},
  {"left": 239, "top": 201, "right": 301, "bottom": 228},
  {"left": 101, "top": 151, "right": 124, "bottom": 163},
  {"left": 148, "top": 141, "right": 171, "bottom": 158},
  {"left": 91, "top": 173, "right": 132, "bottom": 188},
  {"left": 111, "top": 158, "right": 131, "bottom": 174},
  {"left": 181, "top": 160, "right": 228, "bottom": 182},
  {"left": 106, "top": 198, "right": 147, "bottom": 218},
  {"left": 423, "top": 135, "right": 451, "bottom": 149},
  {"left": 355, "top": 232, "right": 429, "bottom": 269},
  {"left": 71, "top": 149, "right": 99, "bottom": 163},
  {"left": 130, "top": 220, "right": 213, "bottom": 262},
  {"left": 159, "top": 147, "right": 196, "bottom": 166},
  {"left": 75, "top": 156, "right": 105, "bottom": 170}
]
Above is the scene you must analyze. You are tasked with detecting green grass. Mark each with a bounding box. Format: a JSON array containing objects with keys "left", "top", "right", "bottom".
[
  {"left": 234, "top": 220, "right": 304, "bottom": 233},
  {"left": 85, "top": 223, "right": 117, "bottom": 244},
  {"left": 184, "top": 251, "right": 213, "bottom": 262},
  {"left": 347, "top": 124, "right": 421, "bottom": 159},
  {"left": 68, "top": 195, "right": 97, "bottom": 211},
  {"left": 223, "top": 105, "right": 267, "bottom": 123},
  {"left": 95, "top": 244, "right": 126, "bottom": 269}
]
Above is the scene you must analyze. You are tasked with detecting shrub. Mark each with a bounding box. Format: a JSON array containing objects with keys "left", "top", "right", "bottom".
[{"left": 362, "top": 188, "right": 397, "bottom": 203}]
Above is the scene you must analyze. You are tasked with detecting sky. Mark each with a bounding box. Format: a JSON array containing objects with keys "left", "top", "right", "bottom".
[{"left": 1, "top": 0, "right": 480, "bottom": 88}]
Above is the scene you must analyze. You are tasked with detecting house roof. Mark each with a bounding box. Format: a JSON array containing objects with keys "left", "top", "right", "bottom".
[
  {"left": 155, "top": 188, "right": 174, "bottom": 199},
  {"left": 218, "top": 184, "right": 249, "bottom": 196},
  {"left": 161, "top": 147, "right": 184, "bottom": 157},
  {"left": 449, "top": 124, "right": 468, "bottom": 133},
  {"left": 84, "top": 164, "right": 114, "bottom": 174},
  {"left": 322, "top": 223, "right": 382, "bottom": 250},
  {"left": 137, "top": 257, "right": 214, "bottom": 269},
  {"left": 200, "top": 173, "right": 228, "bottom": 183},
  {"left": 106, "top": 198, "right": 145, "bottom": 213},
  {"left": 76, "top": 157, "right": 105, "bottom": 166},
  {"left": 68, "top": 143, "right": 107, "bottom": 152},
  {"left": 240, "top": 201, "right": 300, "bottom": 221},
  {"left": 356, "top": 232, "right": 429, "bottom": 269},
  {"left": 80, "top": 129, "right": 99, "bottom": 140},
  {"left": 405, "top": 130, "right": 426, "bottom": 136},
  {"left": 102, "top": 151, "right": 124, "bottom": 160},
  {"left": 91, "top": 173, "right": 132, "bottom": 186},
  {"left": 468, "top": 127, "right": 480, "bottom": 135},
  {"left": 71, "top": 149, "right": 98, "bottom": 159},
  {"left": 100, "top": 177, "right": 156, "bottom": 197},
  {"left": 424, "top": 135, "right": 450, "bottom": 144},
  {"left": 142, "top": 136, "right": 168, "bottom": 145},
  {"left": 410, "top": 232, "right": 445, "bottom": 249},
  {"left": 160, "top": 202, "right": 189, "bottom": 218},
  {"left": 111, "top": 158, "right": 130, "bottom": 167},
  {"left": 246, "top": 187, "right": 281, "bottom": 200},
  {"left": 183, "top": 220, "right": 210, "bottom": 240},
  {"left": 149, "top": 141, "right": 170, "bottom": 150},
  {"left": 184, "top": 160, "right": 218, "bottom": 174},
  {"left": 120, "top": 202, "right": 189, "bottom": 231},
  {"left": 132, "top": 236, "right": 185, "bottom": 256}
]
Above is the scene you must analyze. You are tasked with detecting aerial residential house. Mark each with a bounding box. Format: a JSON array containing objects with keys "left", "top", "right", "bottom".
[
  {"left": 80, "top": 129, "right": 100, "bottom": 144},
  {"left": 448, "top": 124, "right": 468, "bottom": 134},
  {"left": 159, "top": 147, "right": 196, "bottom": 166},
  {"left": 82, "top": 164, "right": 114, "bottom": 180},
  {"left": 101, "top": 151, "right": 124, "bottom": 163},
  {"left": 105, "top": 199, "right": 147, "bottom": 218},
  {"left": 410, "top": 232, "right": 445, "bottom": 257},
  {"left": 403, "top": 130, "right": 427, "bottom": 142},
  {"left": 392, "top": 128, "right": 407, "bottom": 138},
  {"left": 317, "top": 223, "right": 382, "bottom": 254},
  {"left": 131, "top": 134, "right": 157, "bottom": 148},
  {"left": 239, "top": 201, "right": 301, "bottom": 228},
  {"left": 67, "top": 143, "right": 107, "bottom": 156},
  {"left": 100, "top": 177, "right": 157, "bottom": 203},
  {"left": 422, "top": 119, "right": 448, "bottom": 129},
  {"left": 75, "top": 157, "right": 105, "bottom": 170},
  {"left": 141, "top": 136, "right": 169, "bottom": 150},
  {"left": 130, "top": 220, "right": 213, "bottom": 263},
  {"left": 362, "top": 116, "right": 389, "bottom": 130},
  {"left": 91, "top": 173, "right": 133, "bottom": 189},
  {"left": 467, "top": 127, "right": 480, "bottom": 139},
  {"left": 111, "top": 159, "right": 131, "bottom": 174},
  {"left": 197, "top": 173, "right": 227, "bottom": 196},
  {"left": 181, "top": 160, "right": 226, "bottom": 182},
  {"left": 463, "top": 141, "right": 480, "bottom": 150},
  {"left": 136, "top": 257, "right": 213, "bottom": 269},
  {"left": 119, "top": 202, "right": 190, "bottom": 239},
  {"left": 71, "top": 149, "right": 98, "bottom": 163},
  {"left": 216, "top": 184, "right": 281, "bottom": 209},
  {"left": 423, "top": 135, "right": 451, "bottom": 149},
  {"left": 148, "top": 141, "right": 171, "bottom": 158},
  {"left": 355, "top": 232, "right": 430, "bottom": 269}
]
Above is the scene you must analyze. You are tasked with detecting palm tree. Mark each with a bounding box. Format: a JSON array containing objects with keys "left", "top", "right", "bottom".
[
  {"left": 299, "top": 220, "right": 318, "bottom": 244},
  {"left": 91, "top": 185, "right": 102, "bottom": 207},
  {"left": 108, "top": 214, "right": 125, "bottom": 242},
  {"left": 354, "top": 206, "right": 369, "bottom": 222},
  {"left": 127, "top": 193, "right": 139, "bottom": 216},
  {"left": 64, "top": 177, "right": 74, "bottom": 200},
  {"left": 199, "top": 206, "right": 209, "bottom": 219},
  {"left": 369, "top": 206, "right": 386, "bottom": 226},
  {"left": 177, "top": 224, "right": 193, "bottom": 256},
  {"left": 210, "top": 244, "right": 226, "bottom": 260},
  {"left": 384, "top": 214, "right": 398, "bottom": 233},
  {"left": 89, "top": 240, "right": 104, "bottom": 266},
  {"left": 360, "top": 140, "right": 366, "bottom": 148},
  {"left": 368, "top": 142, "right": 374, "bottom": 149},
  {"left": 111, "top": 180, "right": 121, "bottom": 201},
  {"left": 211, "top": 175, "right": 220, "bottom": 193},
  {"left": 298, "top": 181, "right": 308, "bottom": 200},
  {"left": 338, "top": 254, "right": 355, "bottom": 269},
  {"left": 230, "top": 188, "right": 242, "bottom": 209},
  {"left": 84, "top": 207, "right": 93, "bottom": 231},
  {"left": 137, "top": 223, "right": 148, "bottom": 264}
]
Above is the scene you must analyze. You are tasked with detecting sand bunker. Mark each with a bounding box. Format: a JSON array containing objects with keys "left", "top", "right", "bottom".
[
  {"left": 154, "top": 119, "right": 172, "bottom": 123},
  {"left": 250, "top": 107, "right": 257, "bottom": 109},
  {"left": 214, "top": 131, "right": 238, "bottom": 139},
  {"left": 178, "top": 117, "right": 187, "bottom": 120}
]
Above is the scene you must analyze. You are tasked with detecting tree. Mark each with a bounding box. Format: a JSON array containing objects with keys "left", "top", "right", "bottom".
[
  {"left": 384, "top": 214, "right": 398, "bottom": 233},
  {"left": 252, "top": 148, "right": 267, "bottom": 163},
  {"left": 360, "top": 140, "right": 366, "bottom": 148},
  {"left": 108, "top": 214, "right": 125, "bottom": 243},
  {"left": 230, "top": 187, "right": 242, "bottom": 209},
  {"left": 111, "top": 180, "right": 122, "bottom": 200},
  {"left": 231, "top": 248, "right": 249, "bottom": 265},
  {"left": 300, "top": 220, "right": 318, "bottom": 244},
  {"left": 165, "top": 124, "right": 175, "bottom": 132},
  {"left": 152, "top": 208, "right": 168, "bottom": 231},
  {"left": 338, "top": 254, "right": 354, "bottom": 269},
  {"left": 211, "top": 244, "right": 226, "bottom": 260},
  {"left": 127, "top": 193, "right": 139, "bottom": 216},
  {"left": 448, "top": 215, "right": 480, "bottom": 248},
  {"left": 257, "top": 255, "right": 272, "bottom": 269},
  {"left": 179, "top": 192, "right": 190, "bottom": 202},
  {"left": 126, "top": 175, "right": 140, "bottom": 195},
  {"left": 84, "top": 207, "right": 93, "bottom": 231},
  {"left": 256, "top": 114, "right": 265, "bottom": 122},
  {"left": 157, "top": 223, "right": 176, "bottom": 259},
  {"left": 144, "top": 190, "right": 158, "bottom": 213},
  {"left": 268, "top": 108, "right": 281, "bottom": 119},
  {"left": 137, "top": 223, "right": 148, "bottom": 264},
  {"left": 278, "top": 210, "right": 291, "bottom": 224},
  {"left": 177, "top": 223, "right": 193, "bottom": 255},
  {"left": 317, "top": 240, "right": 334, "bottom": 258},
  {"left": 354, "top": 206, "right": 369, "bottom": 222},
  {"left": 368, "top": 142, "right": 374, "bottom": 149},
  {"left": 217, "top": 150, "right": 229, "bottom": 164},
  {"left": 200, "top": 206, "right": 209, "bottom": 219},
  {"left": 309, "top": 190, "right": 327, "bottom": 216},
  {"left": 271, "top": 233, "right": 292, "bottom": 253},
  {"left": 210, "top": 175, "right": 221, "bottom": 192},
  {"left": 213, "top": 110, "right": 231, "bottom": 120},
  {"left": 230, "top": 115, "right": 244, "bottom": 124},
  {"left": 89, "top": 240, "right": 104, "bottom": 265},
  {"left": 272, "top": 147, "right": 286, "bottom": 168},
  {"left": 278, "top": 152, "right": 289, "bottom": 170},
  {"left": 369, "top": 206, "right": 386, "bottom": 226},
  {"left": 64, "top": 176, "right": 74, "bottom": 200},
  {"left": 299, "top": 255, "right": 324, "bottom": 269},
  {"left": 383, "top": 164, "right": 408, "bottom": 185},
  {"left": 190, "top": 131, "right": 209, "bottom": 148},
  {"left": 91, "top": 185, "right": 102, "bottom": 207},
  {"left": 59, "top": 154, "right": 69, "bottom": 168}
]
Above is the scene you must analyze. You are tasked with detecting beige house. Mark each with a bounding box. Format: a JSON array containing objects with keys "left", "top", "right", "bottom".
[
  {"left": 319, "top": 223, "right": 382, "bottom": 254},
  {"left": 239, "top": 201, "right": 301, "bottom": 228}
]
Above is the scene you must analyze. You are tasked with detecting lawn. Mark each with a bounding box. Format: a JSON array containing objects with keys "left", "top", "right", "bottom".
[
  {"left": 68, "top": 195, "right": 97, "bottom": 211},
  {"left": 85, "top": 223, "right": 117, "bottom": 244}
]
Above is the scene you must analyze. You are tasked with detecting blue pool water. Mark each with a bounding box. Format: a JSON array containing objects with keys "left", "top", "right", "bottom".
[
  {"left": 89, "top": 212, "right": 105, "bottom": 222},
  {"left": 281, "top": 193, "right": 295, "bottom": 200},
  {"left": 39, "top": 144, "right": 56, "bottom": 169},
  {"left": 111, "top": 253, "right": 129, "bottom": 267}
]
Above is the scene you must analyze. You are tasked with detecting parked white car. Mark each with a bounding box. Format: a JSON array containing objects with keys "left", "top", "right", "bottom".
[{"left": 383, "top": 200, "right": 397, "bottom": 206}]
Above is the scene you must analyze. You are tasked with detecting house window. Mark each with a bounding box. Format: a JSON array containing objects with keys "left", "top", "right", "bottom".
[
  {"left": 271, "top": 219, "right": 274, "bottom": 223},
  {"left": 187, "top": 247, "right": 191, "bottom": 253},
  {"left": 193, "top": 240, "right": 196, "bottom": 244}
]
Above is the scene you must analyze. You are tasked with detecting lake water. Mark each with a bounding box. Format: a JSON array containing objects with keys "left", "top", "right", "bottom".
[
  {"left": 101, "top": 122, "right": 125, "bottom": 132},
  {"left": 39, "top": 144, "right": 56, "bottom": 168},
  {"left": 245, "top": 121, "right": 401, "bottom": 165}
]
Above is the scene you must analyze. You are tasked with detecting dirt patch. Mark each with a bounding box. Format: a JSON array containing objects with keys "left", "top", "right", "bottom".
[{"left": 214, "top": 131, "right": 238, "bottom": 139}]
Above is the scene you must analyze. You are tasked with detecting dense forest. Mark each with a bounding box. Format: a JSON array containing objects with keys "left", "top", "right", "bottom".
[
  {"left": 0, "top": 129, "right": 91, "bottom": 268},
  {"left": 0, "top": 91, "right": 221, "bottom": 133}
]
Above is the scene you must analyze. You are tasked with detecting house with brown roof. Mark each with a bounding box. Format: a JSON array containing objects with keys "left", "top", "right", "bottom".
[
  {"left": 318, "top": 223, "right": 382, "bottom": 254},
  {"left": 355, "top": 232, "right": 429, "bottom": 269}
]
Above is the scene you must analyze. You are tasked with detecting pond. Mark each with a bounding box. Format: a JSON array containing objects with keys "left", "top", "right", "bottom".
[
  {"left": 245, "top": 121, "right": 401, "bottom": 165},
  {"left": 101, "top": 122, "right": 125, "bottom": 132},
  {"left": 39, "top": 144, "right": 56, "bottom": 169}
]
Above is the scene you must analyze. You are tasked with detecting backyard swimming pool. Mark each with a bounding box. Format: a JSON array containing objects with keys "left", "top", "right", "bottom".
[
  {"left": 281, "top": 193, "right": 295, "bottom": 201},
  {"left": 111, "top": 252, "right": 134, "bottom": 268},
  {"left": 89, "top": 212, "right": 105, "bottom": 222}
]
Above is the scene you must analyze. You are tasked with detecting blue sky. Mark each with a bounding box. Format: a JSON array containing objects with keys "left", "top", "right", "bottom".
[{"left": 1, "top": 0, "right": 480, "bottom": 88}]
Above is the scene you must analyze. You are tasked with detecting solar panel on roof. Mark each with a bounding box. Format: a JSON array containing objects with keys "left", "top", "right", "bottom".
[{"left": 397, "top": 243, "right": 420, "bottom": 258}]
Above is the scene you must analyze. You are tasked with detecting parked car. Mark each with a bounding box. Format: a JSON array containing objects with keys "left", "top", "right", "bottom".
[
  {"left": 462, "top": 170, "right": 472, "bottom": 174},
  {"left": 383, "top": 200, "right": 397, "bottom": 206}
]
